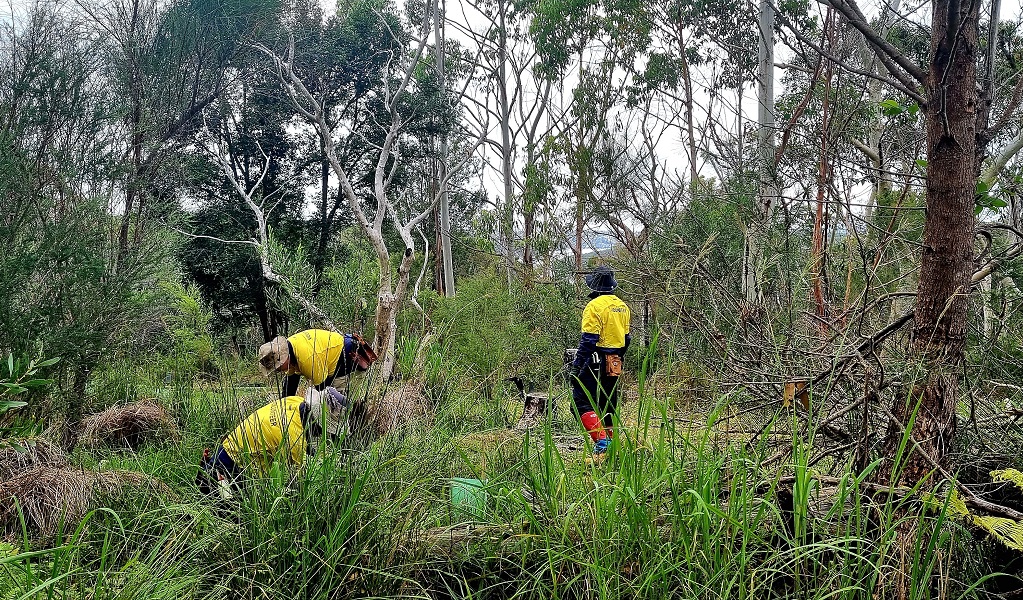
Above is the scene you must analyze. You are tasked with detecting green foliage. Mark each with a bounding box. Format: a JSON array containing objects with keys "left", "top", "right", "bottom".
[
  {"left": 0, "top": 368, "right": 1005, "bottom": 600},
  {"left": 975, "top": 180, "right": 1009, "bottom": 214},
  {"left": 0, "top": 354, "right": 59, "bottom": 407},
  {"left": 428, "top": 274, "right": 576, "bottom": 390},
  {"left": 315, "top": 234, "right": 381, "bottom": 333},
  {"left": 880, "top": 98, "right": 920, "bottom": 118},
  {"left": 161, "top": 282, "right": 217, "bottom": 378},
  {"left": 665, "top": 0, "right": 757, "bottom": 88},
  {"left": 0, "top": 354, "right": 59, "bottom": 442},
  {"left": 636, "top": 51, "right": 684, "bottom": 94},
  {"left": 528, "top": 0, "right": 652, "bottom": 80},
  {"left": 0, "top": 134, "right": 158, "bottom": 407}
]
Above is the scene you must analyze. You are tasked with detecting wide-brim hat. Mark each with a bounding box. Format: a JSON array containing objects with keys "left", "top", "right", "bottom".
[
  {"left": 306, "top": 387, "right": 349, "bottom": 437},
  {"left": 257, "top": 336, "right": 289, "bottom": 376},
  {"left": 585, "top": 266, "right": 618, "bottom": 293}
]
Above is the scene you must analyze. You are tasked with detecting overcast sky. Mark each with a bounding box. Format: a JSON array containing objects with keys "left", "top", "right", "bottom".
[{"left": 5, "top": 0, "right": 1022, "bottom": 229}]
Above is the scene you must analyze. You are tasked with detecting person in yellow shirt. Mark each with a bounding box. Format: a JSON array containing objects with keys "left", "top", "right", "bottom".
[
  {"left": 257, "top": 329, "right": 377, "bottom": 398},
  {"left": 567, "top": 266, "right": 631, "bottom": 466},
  {"left": 196, "top": 387, "right": 349, "bottom": 494}
]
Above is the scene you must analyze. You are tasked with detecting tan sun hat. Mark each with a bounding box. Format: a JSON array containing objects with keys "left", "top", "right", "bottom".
[{"left": 257, "top": 336, "right": 290, "bottom": 376}]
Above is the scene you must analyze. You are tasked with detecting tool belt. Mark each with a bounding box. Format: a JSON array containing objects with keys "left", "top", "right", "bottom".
[
  {"left": 349, "top": 333, "right": 377, "bottom": 371},
  {"left": 603, "top": 354, "right": 623, "bottom": 377},
  {"left": 335, "top": 333, "right": 377, "bottom": 378},
  {"left": 587, "top": 350, "right": 624, "bottom": 378}
]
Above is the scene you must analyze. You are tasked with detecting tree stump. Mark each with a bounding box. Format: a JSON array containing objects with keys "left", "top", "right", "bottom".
[
  {"left": 507, "top": 376, "right": 554, "bottom": 430},
  {"left": 514, "top": 391, "right": 553, "bottom": 430}
]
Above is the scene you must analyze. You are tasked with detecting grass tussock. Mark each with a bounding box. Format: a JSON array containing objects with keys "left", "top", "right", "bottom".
[
  {"left": 0, "top": 437, "right": 67, "bottom": 479},
  {"left": 0, "top": 466, "right": 171, "bottom": 538},
  {"left": 2, "top": 344, "right": 1020, "bottom": 600},
  {"left": 362, "top": 381, "right": 431, "bottom": 436},
  {"left": 79, "top": 400, "right": 179, "bottom": 449}
]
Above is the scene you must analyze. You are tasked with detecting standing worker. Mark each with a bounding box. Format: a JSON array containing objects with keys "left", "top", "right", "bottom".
[
  {"left": 196, "top": 386, "right": 349, "bottom": 495},
  {"left": 567, "top": 266, "right": 631, "bottom": 466},
  {"left": 257, "top": 329, "right": 377, "bottom": 398}
]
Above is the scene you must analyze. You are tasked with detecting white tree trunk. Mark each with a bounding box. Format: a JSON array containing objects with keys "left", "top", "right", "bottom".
[
  {"left": 744, "top": 0, "right": 776, "bottom": 307},
  {"left": 435, "top": 0, "right": 454, "bottom": 297}
]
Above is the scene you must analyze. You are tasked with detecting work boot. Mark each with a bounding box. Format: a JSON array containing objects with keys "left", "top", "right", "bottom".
[
  {"left": 580, "top": 411, "right": 607, "bottom": 443},
  {"left": 585, "top": 438, "right": 609, "bottom": 467}
]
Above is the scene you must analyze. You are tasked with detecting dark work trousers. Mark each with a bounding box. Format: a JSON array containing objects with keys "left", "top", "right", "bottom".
[
  {"left": 572, "top": 354, "right": 621, "bottom": 430},
  {"left": 196, "top": 446, "right": 244, "bottom": 496}
]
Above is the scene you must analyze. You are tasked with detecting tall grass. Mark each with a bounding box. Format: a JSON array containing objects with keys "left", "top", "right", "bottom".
[{"left": 1, "top": 343, "right": 1009, "bottom": 600}]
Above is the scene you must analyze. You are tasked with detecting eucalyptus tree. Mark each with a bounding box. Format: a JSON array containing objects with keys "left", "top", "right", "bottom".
[
  {"left": 445, "top": 0, "right": 559, "bottom": 285},
  {"left": 588, "top": 108, "right": 687, "bottom": 346},
  {"left": 645, "top": 0, "right": 771, "bottom": 307},
  {"left": 284, "top": 0, "right": 405, "bottom": 294},
  {"left": 786, "top": 0, "right": 1023, "bottom": 593},
  {"left": 526, "top": 0, "right": 660, "bottom": 273}
]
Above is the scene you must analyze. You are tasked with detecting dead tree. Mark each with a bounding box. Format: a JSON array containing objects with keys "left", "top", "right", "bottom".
[{"left": 250, "top": 9, "right": 485, "bottom": 380}]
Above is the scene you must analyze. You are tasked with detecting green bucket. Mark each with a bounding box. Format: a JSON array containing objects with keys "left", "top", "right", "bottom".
[{"left": 449, "top": 477, "right": 488, "bottom": 519}]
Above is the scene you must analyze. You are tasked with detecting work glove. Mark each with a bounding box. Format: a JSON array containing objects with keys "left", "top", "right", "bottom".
[
  {"left": 563, "top": 363, "right": 582, "bottom": 383},
  {"left": 325, "top": 386, "right": 350, "bottom": 409}
]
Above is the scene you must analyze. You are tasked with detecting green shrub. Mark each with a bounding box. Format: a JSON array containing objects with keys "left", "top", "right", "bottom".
[{"left": 427, "top": 274, "right": 577, "bottom": 390}]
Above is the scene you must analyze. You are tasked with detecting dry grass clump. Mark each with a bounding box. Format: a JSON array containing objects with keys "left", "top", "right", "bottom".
[
  {"left": 79, "top": 400, "right": 179, "bottom": 449},
  {"left": 0, "top": 466, "right": 171, "bottom": 537},
  {"left": 0, "top": 438, "right": 68, "bottom": 480},
  {"left": 362, "top": 382, "right": 431, "bottom": 437}
]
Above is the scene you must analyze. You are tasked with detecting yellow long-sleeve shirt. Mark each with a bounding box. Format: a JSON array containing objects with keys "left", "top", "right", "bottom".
[
  {"left": 222, "top": 396, "right": 307, "bottom": 474},
  {"left": 286, "top": 329, "right": 348, "bottom": 386},
  {"left": 581, "top": 294, "right": 631, "bottom": 349}
]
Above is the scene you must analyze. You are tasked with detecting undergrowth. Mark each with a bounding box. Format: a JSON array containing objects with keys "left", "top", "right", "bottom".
[{"left": 0, "top": 344, "right": 1012, "bottom": 599}]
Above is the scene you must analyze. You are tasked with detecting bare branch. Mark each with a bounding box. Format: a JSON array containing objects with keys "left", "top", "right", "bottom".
[
  {"left": 820, "top": 0, "right": 927, "bottom": 86},
  {"left": 171, "top": 228, "right": 258, "bottom": 247},
  {"left": 982, "top": 73, "right": 1023, "bottom": 142},
  {"left": 406, "top": 121, "right": 489, "bottom": 231},
  {"left": 201, "top": 132, "right": 339, "bottom": 331},
  {"left": 410, "top": 225, "right": 431, "bottom": 323},
  {"left": 777, "top": 10, "right": 925, "bottom": 105},
  {"left": 981, "top": 129, "right": 1023, "bottom": 186},
  {"left": 850, "top": 136, "right": 881, "bottom": 165}
]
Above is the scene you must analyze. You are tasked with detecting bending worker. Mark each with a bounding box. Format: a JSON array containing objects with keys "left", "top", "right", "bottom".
[
  {"left": 257, "top": 329, "right": 377, "bottom": 398},
  {"left": 197, "top": 387, "right": 348, "bottom": 494},
  {"left": 567, "top": 266, "right": 631, "bottom": 466}
]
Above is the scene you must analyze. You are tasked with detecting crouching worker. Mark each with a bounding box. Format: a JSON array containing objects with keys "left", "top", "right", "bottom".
[
  {"left": 196, "top": 387, "right": 349, "bottom": 497},
  {"left": 257, "top": 329, "right": 377, "bottom": 398},
  {"left": 568, "top": 266, "right": 631, "bottom": 467}
]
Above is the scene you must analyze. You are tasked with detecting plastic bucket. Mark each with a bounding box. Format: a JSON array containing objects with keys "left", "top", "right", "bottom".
[{"left": 449, "top": 477, "right": 488, "bottom": 519}]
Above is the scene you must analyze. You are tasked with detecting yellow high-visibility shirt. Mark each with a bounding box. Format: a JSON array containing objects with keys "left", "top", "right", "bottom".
[
  {"left": 581, "top": 294, "right": 631, "bottom": 349},
  {"left": 222, "top": 396, "right": 306, "bottom": 473},
  {"left": 287, "top": 329, "right": 347, "bottom": 386}
]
